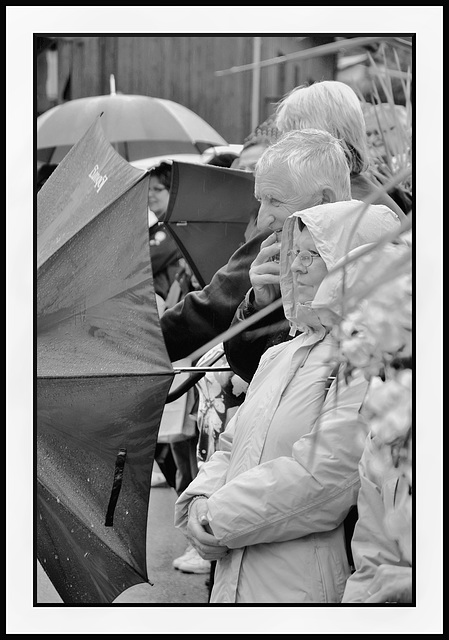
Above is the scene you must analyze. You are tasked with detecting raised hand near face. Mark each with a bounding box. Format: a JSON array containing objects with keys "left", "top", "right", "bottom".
[{"left": 249, "top": 232, "right": 282, "bottom": 310}]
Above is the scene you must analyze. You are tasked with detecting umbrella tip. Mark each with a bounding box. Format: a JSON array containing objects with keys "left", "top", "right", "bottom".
[{"left": 109, "top": 74, "right": 116, "bottom": 95}]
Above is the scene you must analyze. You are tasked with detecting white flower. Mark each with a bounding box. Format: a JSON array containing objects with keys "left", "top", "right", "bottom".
[
  {"left": 150, "top": 230, "right": 167, "bottom": 245},
  {"left": 201, "top": 375, "right": 226, "bottom": 413},
  {"left": 197, "top": 374, "right": 226, "bottom": 436},
  {"left": 363, "top": 304, "right": 409, "bottom": 353},
  {"left": 396, "top": 368, "right": 413, "bottom": 389},
  {"left": 365, "top": 376, "right": 412, "bottom": 443},
  {"left": 341, "top": 333, "right": 374, "bottom": 368}
]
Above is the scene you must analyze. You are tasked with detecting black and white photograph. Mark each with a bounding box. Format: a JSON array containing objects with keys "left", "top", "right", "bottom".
[{"left": 6, "top": 6, "right": 442, "bottom": 635}]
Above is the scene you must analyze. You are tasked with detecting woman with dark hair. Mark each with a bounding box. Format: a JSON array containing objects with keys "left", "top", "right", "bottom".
[{"left": 147, "top": 162, "right": 186, "bottom": 302}]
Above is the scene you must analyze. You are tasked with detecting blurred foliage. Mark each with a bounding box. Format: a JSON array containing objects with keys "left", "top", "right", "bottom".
[
  {"left": 355, "top": 42, "right": 413, "bottom": 207},
  {"left": 363, "top": 41, "right": 412, "bottom": 106},
  {"left": 339, "top": 39, "right": 412, "bottom": 106}
]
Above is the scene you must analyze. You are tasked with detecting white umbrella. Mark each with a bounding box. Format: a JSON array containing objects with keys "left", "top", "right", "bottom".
[{"left": 37, "top": 91, "right": 227, "bottom": 164}]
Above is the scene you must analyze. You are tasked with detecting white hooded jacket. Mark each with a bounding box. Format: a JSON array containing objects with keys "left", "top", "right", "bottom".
[{"left": 174, "top": 200, "right": 401, "bottom": 603}]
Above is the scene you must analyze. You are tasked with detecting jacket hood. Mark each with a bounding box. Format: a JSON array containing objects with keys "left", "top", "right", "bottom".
[
  {"left": 311, "top": 241, "right": 411, "bottom": 329},
  {"left": 280, "top": 200, "right": 401, "bottom": 335}
]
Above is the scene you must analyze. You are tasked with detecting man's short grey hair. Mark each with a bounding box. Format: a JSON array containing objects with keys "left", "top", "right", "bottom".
[
  {"left": 274, "top": 80, "right": 370, "bottom": 175},
  {"left": 255, "top": 129, "right": 352, "bottom": 202}
]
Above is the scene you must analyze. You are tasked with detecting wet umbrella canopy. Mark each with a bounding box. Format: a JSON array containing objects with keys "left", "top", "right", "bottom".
[
  {"left": 36, "top": 93, "right": 227, "bottom": 164},
  {"left": 163, "top": 161, "right": 258, "bottom": 287},
  {"left": 36, "top": 116, "right": 174, "bottom": 603}
]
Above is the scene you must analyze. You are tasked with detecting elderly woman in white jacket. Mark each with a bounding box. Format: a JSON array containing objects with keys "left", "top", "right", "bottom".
[{"left": 174, "top": 199, "right": 401, "bottom": 604}]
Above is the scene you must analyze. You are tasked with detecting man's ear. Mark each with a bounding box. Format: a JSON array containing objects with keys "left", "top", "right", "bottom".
[{"left": 321, "top": 187, "right": 337, "bottom": 204}]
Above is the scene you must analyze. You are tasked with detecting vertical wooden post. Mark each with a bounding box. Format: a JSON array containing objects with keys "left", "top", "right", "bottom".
[
  {"left": 110, "top": 73, "right": 116, "bottom": 95},
  {"left": 251, "top": 37, "right": 262, "bottom": 131}
]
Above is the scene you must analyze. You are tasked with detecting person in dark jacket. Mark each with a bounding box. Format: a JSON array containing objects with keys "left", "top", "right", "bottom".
[{"left": 159, "top": 120, "right": 281, "bottom": 367}]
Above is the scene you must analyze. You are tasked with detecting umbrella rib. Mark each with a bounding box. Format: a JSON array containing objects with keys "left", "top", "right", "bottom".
[
  {"left": 37, "top": 372, "right": 175, "bottom": 379},
  {"left": 37, "top": 270, "right": 155, "bottom": 334}
]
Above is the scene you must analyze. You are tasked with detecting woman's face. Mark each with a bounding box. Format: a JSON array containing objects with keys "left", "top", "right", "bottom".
[
  {"left": 290, "top": 225, "right": 328, "bottom": 303},
  {"left": 148, "top": 176, "right": 170, "bottom": 217}
]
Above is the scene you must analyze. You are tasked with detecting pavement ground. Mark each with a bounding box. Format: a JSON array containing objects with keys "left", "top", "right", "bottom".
[{"left": 36, "top": 479, "right": 210, "bottom": 605}]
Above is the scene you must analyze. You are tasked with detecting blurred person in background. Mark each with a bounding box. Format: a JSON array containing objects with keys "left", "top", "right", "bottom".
[
  {"left": 362, "top": 102, "right": 412, "bottom": 215},
  {"left": 342, "top": 424, "right": 412, "bottom": 603},
  {"left": 340, "top": 239, "right": 412, "bottom": 604},
  {"left": 231, "top": 117, "right": 280, "bottom": 241},
  {"left": 232, "top": 117, "right": 280, "bottom": 172},
  {"left": 205, "top": 151, "right": 239, "bottom": 169},
  {"left": 147, "top": 162, "right": 193, "bottom": 304}
]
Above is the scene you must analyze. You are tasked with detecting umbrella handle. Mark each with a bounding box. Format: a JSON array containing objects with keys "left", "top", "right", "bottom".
[{"left": 104, "top": 447, "right": 127, "bottom": 526}]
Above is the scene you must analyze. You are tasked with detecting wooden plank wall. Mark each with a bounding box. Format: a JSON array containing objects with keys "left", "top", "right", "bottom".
[
  {"left": 58, "top": 36, "right": 336, "bottom": 144},
  {"left": 260, "top": 35, "right": 336, "bottom": 121}
]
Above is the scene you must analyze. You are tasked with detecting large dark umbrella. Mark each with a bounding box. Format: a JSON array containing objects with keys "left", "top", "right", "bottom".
[
  {"left": 36, "top": 93, "right": 227, "bottom": 164},
  {"left": 163, "top": 161, "right": 258, "bottom": 287},
  {"left": 36, "top": 116, "right": 175, "bottom": 603}
]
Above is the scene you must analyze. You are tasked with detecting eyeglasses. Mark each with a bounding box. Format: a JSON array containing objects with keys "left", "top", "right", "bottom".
[
  {"left": 287, "top": 249, "right": 320, "bottom": 267},
  {"left": 148, "top": 185, "right": 167, "bottom": 194}
]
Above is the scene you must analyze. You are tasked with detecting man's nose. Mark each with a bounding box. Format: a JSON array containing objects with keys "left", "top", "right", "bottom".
[{"left": 256, "top": 205, "right": 274, "bottom": 231}]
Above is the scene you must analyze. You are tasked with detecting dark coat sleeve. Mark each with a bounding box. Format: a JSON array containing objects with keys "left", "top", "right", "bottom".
[
  {"left": 159, "top": 230, "right": 270, "bottom": 361},
  {"left": 223, "top": 299, "right": 291, "bottom": 383}
]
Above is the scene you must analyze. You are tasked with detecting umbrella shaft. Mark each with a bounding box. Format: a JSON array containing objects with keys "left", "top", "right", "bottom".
[{"left": 173, "top": 367, "right": 231, "bottom": 373}]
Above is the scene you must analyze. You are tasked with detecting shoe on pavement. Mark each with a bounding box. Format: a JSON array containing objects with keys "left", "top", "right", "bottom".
[
  {"left": 177, "top": 548, "right": 211, "bottom": 574},
  {"left": 173, "top": 545, "right": 196, "bottom": 570}
]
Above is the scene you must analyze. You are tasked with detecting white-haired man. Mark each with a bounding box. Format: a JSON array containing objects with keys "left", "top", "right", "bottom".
[{"left": 161, "top": 80, "right": 407, "bottom": 385}]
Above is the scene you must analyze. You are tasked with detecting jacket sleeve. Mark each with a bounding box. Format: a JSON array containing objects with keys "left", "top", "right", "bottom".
[
  {"left": 205, "top": 368, "right": 370, "bottom": 548},
  {"left": 173, "top": 418, "right": 236, "bottom": 533},
  {"left": 342, "top": 434, "right": 410, "bottom": 603},
  {"left": 160, "top": 231, "right": 268, "bottom": 361}
]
